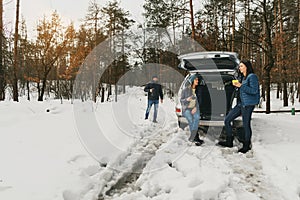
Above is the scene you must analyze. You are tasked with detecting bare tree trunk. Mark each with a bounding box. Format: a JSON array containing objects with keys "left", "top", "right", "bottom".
[
  {"left": 26, "top": 80, "right": 30, "bottom": 101},
  {"left": 214, "top": 6, "right": 218, "bottom": 50},
  {"left": 38, "top": 77, "right": 47, "bottom": 101},
  {"left": 13, "top": 0, "right": 20, "bottom": 102},
  {"left": 262, "top": 0, "right": 275, "bottom": 114},
  {"left": 226, "top": 3, "right": 231, "bottom": 51},
  {"left": 101, "top": 85, "right": 105, "bottom": 103},
  {"left": 261, "top": 15, "right": 267, "bottom": 103},
  {"left": 298, "top": 81, "right": 300, "bottom": 102},
  {"left": 242, "top": 1, "right": 247, "bottom": 59},
  {"left": 189, "top": 0, "right": 195, "bottom": 41},
  {"left": 296, "top": 82, "right": 299, "bottom": 99},
  {"left": 121, "top": 29, "right": 126, "bottom": 94},
  {"left": 290, "top": 84, "right": 294, "bottom": 105},
  {"left": 242, "top": 0, "right": 251, "bottom": 59},
  {"left": 261, "top": 80, "right": 265, "bottom": 101},
  {"left": 246, "top": 0, "right": 251, "bottom": 58},
  {"left": 264, "top": 69, "right": 272, "bottom": 113},
  {"left": 298, "top": 0, "right": 300, "bottom": 102},
  {"left": 231, "top": 0, "right": 236, "bottom": 52},
  {"left": 276, "top": 83, "right": 281, "bottom": 99},
  {"left": 37, "top": 82, "right": 40, "bottom": 98},
  {"left": 0, "top": 0, "right": 4, "bottom": 100},
  {"left": 277, "top": 0, "right": 288, "bottom": 106}
]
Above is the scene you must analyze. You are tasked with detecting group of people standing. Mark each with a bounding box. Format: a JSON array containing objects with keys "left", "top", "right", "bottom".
[{"left": 144, "top": 60, "right": 260, "bottom": 154}]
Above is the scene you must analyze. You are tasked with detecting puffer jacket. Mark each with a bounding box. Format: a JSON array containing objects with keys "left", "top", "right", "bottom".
[{"left": 240, "top": 73, "right": 260, "bottom": 106}]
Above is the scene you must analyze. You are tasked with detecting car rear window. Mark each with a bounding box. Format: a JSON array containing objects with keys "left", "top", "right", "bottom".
[{"left": 183, "top": 57, "right": 237, "bottom": 70}]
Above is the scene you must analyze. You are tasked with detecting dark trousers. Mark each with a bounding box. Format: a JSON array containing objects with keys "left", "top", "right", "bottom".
[{"left": 224, "top": 104, "right": 255, "bottom": 142}]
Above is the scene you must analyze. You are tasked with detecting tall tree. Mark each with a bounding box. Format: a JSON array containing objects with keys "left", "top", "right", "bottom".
[
  {"left": 241, "top": 0, "right": 251, "bottom": 59},
  {"left": 143, "top": 0, "right": 186, "bottom": 60},
  {"left": 18, "top": 18, "right": 30, "bottom": 100},
  {"left": 231, "top": 0, "right": 236, "bottom": 52},
  {"left": 85, "top": 0, "right": 103, "bottom": 102},
  {"left": 13, "top": 0, "right": 20, "bottom": 101},
  {"left": 276, "top": 0, "right": 288, "bottom": 106},
  {"left": 85, "top": 0, "right": 102, "bottom": 48},
  {"left": 189, "top": 0, "right": 195, "bottom": 40},
  {"left": 261, "top": 0, "right": 276, "bottom": 114},
  {"left": 0, "top": 0, "right": 4, "bottom": 100},
  {"left": 102, "top": 0, "right": 134, "bottom": 101},
  {"left": 35, "top": 12, "right": 66, "bottom": 101},
  {"left": 143, "top": 0, "right": 172, "bottom": 64},
  {"left": 143, "top": 0, "right": 171, "bottom": 28},
  {"left": 200, "top": 0, "right": 221, "bottom": 50},
  {"left": 298, "top": 0, "right": 300, "bottom": 102}
]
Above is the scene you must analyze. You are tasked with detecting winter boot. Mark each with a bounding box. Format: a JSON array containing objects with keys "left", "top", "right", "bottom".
[
  {"left": 238, "top": 141, "right": 251, "bottom": 153},
  {"left": 188, "top": 130, "right": 198, "bottom": 142},
  {"left": 217, "top": 136, "right": 234, "bottom": 148},
  {"left": 188, "top": 131, "right": 203, "bottom": 146},
  {"left": 193, "top": 133, "right": 204, "bottom": 146}
]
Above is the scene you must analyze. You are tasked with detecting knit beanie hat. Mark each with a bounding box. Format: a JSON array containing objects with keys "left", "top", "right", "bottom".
[{"left": 188, "top": 74, "right": 198, "bottom": 84}]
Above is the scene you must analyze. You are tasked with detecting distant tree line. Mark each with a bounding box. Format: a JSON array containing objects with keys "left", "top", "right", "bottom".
[{"left": 0, "top": 0, "right": 300, "bottom": 113}]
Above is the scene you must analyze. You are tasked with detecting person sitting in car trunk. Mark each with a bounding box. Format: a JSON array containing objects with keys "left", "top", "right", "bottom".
[{"left": 180, "top": 74, "right": 204, "bottom": 146}]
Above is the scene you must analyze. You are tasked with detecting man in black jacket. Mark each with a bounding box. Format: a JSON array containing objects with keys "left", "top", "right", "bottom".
[{"left": 144, "top": 75, "right": 163, "bottom": 123}]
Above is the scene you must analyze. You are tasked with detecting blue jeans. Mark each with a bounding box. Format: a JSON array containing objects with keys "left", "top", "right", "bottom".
[
  {"left": 224, "top": 104, "right": 255, "bottom": 142},
  {"left": 145, "top": 100, "right": 159, "bottom": 121},
  {"left": 183, "top": 109, "right": 200, "bottom": 131}
]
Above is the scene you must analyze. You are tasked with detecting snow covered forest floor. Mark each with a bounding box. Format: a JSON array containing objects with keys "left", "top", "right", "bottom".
[{"left": 1, "top": 87, "right": 300, "bottom": 200}]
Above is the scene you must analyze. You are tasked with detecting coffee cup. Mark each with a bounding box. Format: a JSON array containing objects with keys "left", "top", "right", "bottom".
[{"left": 232, "top": 80, "right": 239, "bottom": 84}]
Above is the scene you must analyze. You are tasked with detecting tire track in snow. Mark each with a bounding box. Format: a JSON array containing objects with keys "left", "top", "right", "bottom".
[{"left": 96, "top": 89, "right": 178, "bottom": 199}]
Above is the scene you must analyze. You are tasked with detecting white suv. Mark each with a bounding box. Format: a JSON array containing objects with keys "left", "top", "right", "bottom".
[{"left": 175, "top": 51, "right": 244, "bottom": 140}]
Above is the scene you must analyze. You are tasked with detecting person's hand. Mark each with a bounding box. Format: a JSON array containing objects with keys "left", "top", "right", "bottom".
[
  {"left": 233, "top": 82, "right": 242, "bottom": 88},
  {"left": 161, "top": 99, "right": 163, "bottom": 103},
  {"left": 191, "top": 107, "right": 197, "bottom": 115},
  {"left": 150, "top": 88, "right": 153, "bottom": 92},
  {"left": 187, "top": 95, "right": 194, "bottom": 101}
]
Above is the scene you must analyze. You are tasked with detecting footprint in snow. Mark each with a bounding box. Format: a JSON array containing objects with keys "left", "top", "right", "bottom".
[
  {"left": 0, "top": 180, "right": 12, "bottom": 192},
  {"left": 68, "top": 154, "right": 87, "bottom": 163},
  {"left": 0, "top": 186, "right": 13, "bottom": 191},
  {"left": 188, "top": 177, "right": 204, "bottom": 188}
]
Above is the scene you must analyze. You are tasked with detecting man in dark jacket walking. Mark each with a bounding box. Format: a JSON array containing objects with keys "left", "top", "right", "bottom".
[{"left": 144, "top": 75, "right": 163, "bottom": 123}]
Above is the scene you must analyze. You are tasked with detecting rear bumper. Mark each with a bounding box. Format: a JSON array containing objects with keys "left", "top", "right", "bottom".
[{"left": 177, "top": 116, "right": 243, "bottom": 129}]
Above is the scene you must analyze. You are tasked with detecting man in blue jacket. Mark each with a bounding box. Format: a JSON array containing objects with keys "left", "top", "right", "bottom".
[
  {"left": 218, "top": 60, "right": 260, "bottom": 153},
  {"left": 144, "top": 76, "right": 163, "bottom": 123}
]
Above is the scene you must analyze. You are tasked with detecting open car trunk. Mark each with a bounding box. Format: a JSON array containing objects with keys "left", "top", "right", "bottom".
[
  {"left": 195, "top": 72, "right": 237, "bottom": 121},
  {"left": 178, "top": 51, "right": 239, "bottom": 71},
  {"left": 178, "top": 52, "right": 240, "bottom": 121}
]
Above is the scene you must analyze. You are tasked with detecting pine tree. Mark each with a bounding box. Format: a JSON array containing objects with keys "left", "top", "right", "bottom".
[
  {"left": 0, "top": 0, "right": 4, "bottom": 100},
  {"left": 13, "top": 0, "right": 20, "bottom": 101},
  {"left": 101, "top": 0, "right": 134, "bottom": 101}
]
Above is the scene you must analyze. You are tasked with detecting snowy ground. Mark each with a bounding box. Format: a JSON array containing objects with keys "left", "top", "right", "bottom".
[{"left": 0, "top": 87, "right": 300, "bottom": 200}]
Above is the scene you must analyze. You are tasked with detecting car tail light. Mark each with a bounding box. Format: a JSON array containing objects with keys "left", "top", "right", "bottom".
[{"left": 176, "top": 108, "right": 181, "bottom": 113}]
